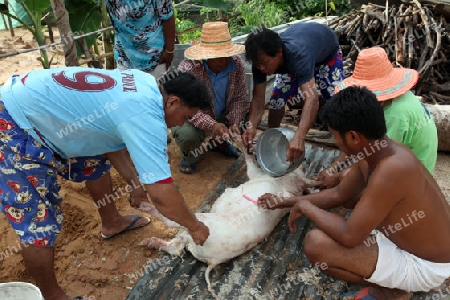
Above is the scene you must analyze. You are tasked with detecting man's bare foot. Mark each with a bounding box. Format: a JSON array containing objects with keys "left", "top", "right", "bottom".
[
  {"left": 100, "top": 214, "right": 151, "bottom": 239},
  {"left": 369, "top": 287, "right": 413, "bottom": 300}
]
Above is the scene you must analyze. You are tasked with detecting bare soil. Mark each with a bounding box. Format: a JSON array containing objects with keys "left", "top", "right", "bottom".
[{"left": 0, "top": 27, "right": 449, "bottom": 300}]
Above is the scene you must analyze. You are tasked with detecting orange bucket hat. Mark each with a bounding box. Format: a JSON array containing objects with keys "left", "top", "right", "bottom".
[
  {"left": 184, "top": 22, "right": 245, "bottom": 60},
  {"left": 335, "top": 47, "right": 419, "bottom": 101}
]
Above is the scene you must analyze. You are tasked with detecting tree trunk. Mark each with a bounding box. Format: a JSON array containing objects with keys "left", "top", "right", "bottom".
[
  {"left": 50, "top": 0, "right": 79, "bottom": 66},
  {"left": 423, "top": 104, "right": 450, "bottom": 152},
  {"left": 101, "top": 0, "right": 115, "bottom": 69}
]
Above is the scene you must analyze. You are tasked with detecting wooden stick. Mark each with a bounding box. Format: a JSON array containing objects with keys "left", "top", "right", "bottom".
[
  {"left": 79, "top": 52, "right": 113, "bottom": 65},
  {"left": 0, "top": 26, "right": 113, "bottom": 59},
  {"left": 430, "top": 91, "right": 450, "bottom": 102},
  {"left": 418, "top": 15, "right": 442, "bottom": 74},
  {"left": 412, "top": 0, "right": 434, "bottom": 48}
]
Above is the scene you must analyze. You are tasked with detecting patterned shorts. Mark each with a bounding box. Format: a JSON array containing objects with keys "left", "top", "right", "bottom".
[
  {"left": 0, "top": 101, "right": 111, "bottom": 247},
  {"left": 269, "top": 47, "right": 344, "bottom": 110}
]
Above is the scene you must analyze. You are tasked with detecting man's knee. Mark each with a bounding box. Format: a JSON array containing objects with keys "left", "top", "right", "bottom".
[
  {"left": 172, "top": 122, "right": 205, "bottom": 148},
  {"left": 304, "top": 229, "right": 330, "bottom": 262}
]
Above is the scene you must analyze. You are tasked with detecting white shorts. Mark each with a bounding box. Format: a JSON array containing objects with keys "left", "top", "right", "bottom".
[{"left": 366, "top": 230, "right": 450, "bottom": 292}]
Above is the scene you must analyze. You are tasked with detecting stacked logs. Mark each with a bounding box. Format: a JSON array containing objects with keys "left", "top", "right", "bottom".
[{"left": 328, "top": 1, "right": 450, "bottom": 105}]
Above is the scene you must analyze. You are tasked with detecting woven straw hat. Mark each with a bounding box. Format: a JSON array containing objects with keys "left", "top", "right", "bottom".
[
  {"left": 335, "top": 47, "right": 419, "bottom": 101},
  {"left": 184, "top": 22, "right": 245, "bottom": 60}
]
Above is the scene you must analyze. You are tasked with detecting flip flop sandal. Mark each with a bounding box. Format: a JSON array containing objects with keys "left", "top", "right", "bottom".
[
  {"left": 180, "top": 158, "right": 196, "bottom": 174},
  {"left": 284, "top": 110, "right": 301, "bottom": 125},
  {"left": 341, "top": 287, "right": 376, "bottom": 300},
  {"left": 100, "top": 214, "right": 151, "bottom": 239}
]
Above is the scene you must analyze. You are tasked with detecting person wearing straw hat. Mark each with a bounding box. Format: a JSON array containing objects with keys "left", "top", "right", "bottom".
[
  {"left": 171, "top": 22, "right": 249, "bottom": 174},
  {"left": 243, "top": 23, "right": 344, "bottom": 162},
  {"left": 258, "top": 86, "right": 450, "bottom": 300},
  {"left": 315, "top": 47, "right": 438, "bottom": 189}
]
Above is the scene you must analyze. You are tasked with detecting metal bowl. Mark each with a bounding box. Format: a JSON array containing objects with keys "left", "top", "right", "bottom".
[{"left": 255, "top": 127, "right": 303, "bottom": 177}]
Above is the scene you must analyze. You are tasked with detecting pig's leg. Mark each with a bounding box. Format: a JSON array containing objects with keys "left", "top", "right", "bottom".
[
  {"left": 234, "top": 136, "right": 266, "bottom": 180},
  {"left": 138, "top": 202, "right": 181, "bottom": 228},
  {"left": 205, "top": 263, "right": 219, "bottom": 300},
  {"left": 139, "top": 236, "right": 186, "bottom": 257},
  {"left": 291, "top": 166, "right": 322, "bottom": 188}
]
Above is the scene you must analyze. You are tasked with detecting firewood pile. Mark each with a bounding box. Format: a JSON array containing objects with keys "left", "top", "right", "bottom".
[{"left": 328, "top": 0, "right": 450, "bottom": 105}]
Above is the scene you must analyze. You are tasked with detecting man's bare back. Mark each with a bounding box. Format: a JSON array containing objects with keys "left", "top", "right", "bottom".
[
  {"left": 359, "top": 140, "right": 450, "bottom": 262},
  {"left": 261, "top": 85, "right": 450, "bottom": 299}
]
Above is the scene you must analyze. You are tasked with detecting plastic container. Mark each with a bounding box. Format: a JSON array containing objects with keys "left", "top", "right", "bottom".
[
  {"left": 254, "top": 127, "right": 304, "bottom": 177},
  {"left": 0, "top": 282, "right": 43, "bottom": 300}
]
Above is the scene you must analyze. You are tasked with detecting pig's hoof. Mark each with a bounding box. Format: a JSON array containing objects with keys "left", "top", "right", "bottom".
[
  {"left": 138, "top": 237, "right": 161, "bottom": 247},
  {"left": 138, "top": 238, "right": 153, "bottom": 246}
]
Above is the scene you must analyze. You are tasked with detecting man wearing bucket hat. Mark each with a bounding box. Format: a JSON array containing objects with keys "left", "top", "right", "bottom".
[
  {"left": 171, "top": 22, "right": 249, "bottom": 174},
  {"left": 242, "top": 23, "right": 344, "bottom": 162},
  {"left": 316, "top": 47, "right": 438, "bottom": 189},
  {"left": 259, "top": 86, "right": 450, "bottom": 299}
]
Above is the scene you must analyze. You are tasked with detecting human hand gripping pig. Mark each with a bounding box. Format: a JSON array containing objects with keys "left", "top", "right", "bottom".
[
  {"left": 257, "top": 177, "right": 314, "bottom": 210},
  {"left": 129, "top": 184, "right": 149, "bottom": 208},
  {"left": 257, "top": 193, "right": 297, "bottom": 210},
  {"left": 188, "top": 220, "right": 210, "bottom": 246}
]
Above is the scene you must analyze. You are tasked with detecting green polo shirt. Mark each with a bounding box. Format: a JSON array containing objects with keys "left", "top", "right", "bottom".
[{"left": 383, "top": 91, "right": 438, "bottom": 173}]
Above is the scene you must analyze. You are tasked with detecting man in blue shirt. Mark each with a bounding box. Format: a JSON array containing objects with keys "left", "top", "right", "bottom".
[
  {"left": 106, "top": 0, "right": 176, "bottom": 143},
  {"left": 0, "top": 69, "right": 210, "bottom": 300},
  {"left": 243, "top": 23, "right": 344, "bottom": 162}
]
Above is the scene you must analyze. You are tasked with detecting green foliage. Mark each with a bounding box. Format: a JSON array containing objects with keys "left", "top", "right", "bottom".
[
  {"left": 189, "top": 0, "right": 234, "bottom": 11},
  {"left": 17, "top": 0, "right": 49, "bottom": 12},
  {"left": 65, "top": 0, "right": 103, "bottom": 55},
  {"left": 176, "top": 18, "right": 201, "bottom": 44},
  {"left": 283, "top": 0, "right": 352, "bottom": 18},
  {"left": 232, "top": 0, "right": 288, "bottom": 33},
  {"left": 229, "top": 0, "right": 351, "bottom": 35},
  {"left": 200, "top": 7, "right": 215, "bottom": 22},
  {"left": 12, "top": 0, "right": 51, "bottom": 68},
  {"left": 156, "top": 0, "right": 353, "bottom": 44}
]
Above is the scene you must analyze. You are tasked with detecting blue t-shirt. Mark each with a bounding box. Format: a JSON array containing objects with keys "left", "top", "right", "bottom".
[
  {"left": 204, "top": 59, "right": 236, "bottom": 118},
  {"left": 253, "top": 22, "right": 339, "bottom": 86},
  {"left": 0, "top": 67, "right": 170, "bottom": 184},
  {"left": 106, "top": 0, "right": 174, "bottom": 72}
]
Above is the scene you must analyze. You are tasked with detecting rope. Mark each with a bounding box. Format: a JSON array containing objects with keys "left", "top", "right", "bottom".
[{"left": 0, "top": 26, "right": 113, "bottom": 59}]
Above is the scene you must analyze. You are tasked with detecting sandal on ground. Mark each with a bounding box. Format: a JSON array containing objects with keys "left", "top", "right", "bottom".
[
  {"left": 180, "top": 158, "right": 196, "bottom": 174},
  {"left": 211, "top": 142, "right": 241, "bottom": 158},
  {"left": 100, "top": 214, "right": 151, "bottom": 239},
  {"left": 341, "top": 287, "right": 376, "bottom": 300}
]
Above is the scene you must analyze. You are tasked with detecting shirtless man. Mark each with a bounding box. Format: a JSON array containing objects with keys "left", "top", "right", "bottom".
[{"left": 258, "top": 86, "right": 450, "bottom": 299}]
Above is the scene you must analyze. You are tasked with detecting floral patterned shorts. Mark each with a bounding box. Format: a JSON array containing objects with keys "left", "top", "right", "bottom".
[
  {"left": 0, "top": 101, "right": 111, "bottom": 247},
  {"left": 269, "top": 47, "right": 344, "bottom": 110}
]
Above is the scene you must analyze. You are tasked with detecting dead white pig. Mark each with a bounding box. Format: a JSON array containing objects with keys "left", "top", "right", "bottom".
[{"left": 138, "top": 151, "right": 316, "bottom": 298}]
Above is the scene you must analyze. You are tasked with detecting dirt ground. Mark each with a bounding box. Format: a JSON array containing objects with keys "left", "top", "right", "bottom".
[{"left": 0, "top": 27, "right": 450, "bottom": 300}]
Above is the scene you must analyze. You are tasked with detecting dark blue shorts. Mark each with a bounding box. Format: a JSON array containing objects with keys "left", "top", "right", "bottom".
[
  {"left": 269, "top": 47, "right": 344, "bottom": 109},
  {"left": 0, "top": 101, "right": 111, "bottom": 247}
]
